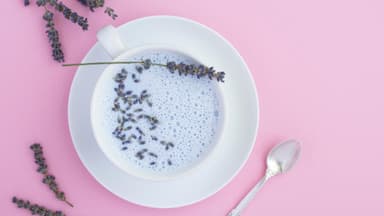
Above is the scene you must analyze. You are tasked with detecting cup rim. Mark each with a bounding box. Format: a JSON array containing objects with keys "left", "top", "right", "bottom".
[{"left": 90, "top": 45, "right": 226, "bottom": 181}]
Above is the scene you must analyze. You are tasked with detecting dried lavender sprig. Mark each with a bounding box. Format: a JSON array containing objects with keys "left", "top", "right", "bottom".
[
  {"left": 43, "top": 10, "right": 64, "bottom": 63},
  {"left": 42, "top": 175, "right": 74, "bottom": 207},
  {"left": 11, "top": 196, "right": 65, "bottom": 216},
  {"left": 30, "top": 143, "right": 48, "bottom": 174},
  {"left": 104, "top": 7, "right": 118, "bottom": 20},
  {"left": 37, "top": 0, "right": 89, "bottom": 30},
  {"left": 63, "top": 60, "right": 226, "bottom": 82},
  {"left": 30, "top": 143, "right": 73, "bottom": 207}
]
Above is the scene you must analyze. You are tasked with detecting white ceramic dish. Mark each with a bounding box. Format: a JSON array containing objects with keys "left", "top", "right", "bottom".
[{"left": 68, "top": 15, "right": 259, "bottom": 208}]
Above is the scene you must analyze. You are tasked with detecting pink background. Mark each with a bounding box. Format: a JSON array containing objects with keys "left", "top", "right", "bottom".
[{"left": 1, "top": 0, "right": 384, "bottom": 215}]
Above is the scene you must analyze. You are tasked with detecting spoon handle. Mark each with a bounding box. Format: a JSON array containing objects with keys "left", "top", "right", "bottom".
[{"left": 227, "top": 171, "right": 272, "bottom": 216}]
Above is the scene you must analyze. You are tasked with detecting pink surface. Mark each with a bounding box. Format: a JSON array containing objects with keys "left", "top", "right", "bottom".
[{"left": 1, "top": 0, "right": 384, "bottom": 215}]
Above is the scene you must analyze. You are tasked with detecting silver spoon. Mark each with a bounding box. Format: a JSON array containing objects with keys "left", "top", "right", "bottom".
[{"left": 228, "top": 139, "right": 301, "bottom": 216}]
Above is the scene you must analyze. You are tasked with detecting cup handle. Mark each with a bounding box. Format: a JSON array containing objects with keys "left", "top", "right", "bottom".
[{"left": 97, "top": 25, "right": 126, "bottom": 59}]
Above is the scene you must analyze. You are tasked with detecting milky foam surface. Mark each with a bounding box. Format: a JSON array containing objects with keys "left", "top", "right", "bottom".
[{"left": 99, "top": 49, "right": 223, "bottom": 175}]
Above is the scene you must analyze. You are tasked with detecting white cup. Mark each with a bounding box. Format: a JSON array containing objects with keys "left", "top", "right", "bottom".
[{"left": 91, "top": 25, "right": 223, "bottom": 181}]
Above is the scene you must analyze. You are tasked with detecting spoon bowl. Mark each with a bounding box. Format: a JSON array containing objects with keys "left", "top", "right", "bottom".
[{"left": 267, "top": 139, "right": 301, "bottom": 175}]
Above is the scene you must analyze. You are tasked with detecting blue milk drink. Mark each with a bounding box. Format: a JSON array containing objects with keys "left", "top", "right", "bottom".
[{"left": 99, "top": 49, "right": 223, "bottom": 176}]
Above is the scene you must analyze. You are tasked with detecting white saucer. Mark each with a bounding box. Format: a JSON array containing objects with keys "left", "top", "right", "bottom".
[{"left": 68, "top": 16, "right": 259, "bottom": 208}]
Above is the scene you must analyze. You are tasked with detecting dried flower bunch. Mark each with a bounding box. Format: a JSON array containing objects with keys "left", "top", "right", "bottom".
[
  {"left": 165, "top": 61, "right": 225, "bottom": 82},
  {"left": 36, "top": 0, "right": 89, "bottom": 30},
  {"left": 64, "top": 59, "right": 226, "bottom": 82},
  {"left": 12, "top": 144, "right": 70, "bottom": 215},
  {"left": 111, "top": 65, "right": 175, "bottom": 166},
  {"left": 43, "top": 11, "right": 64, "bottom": 62},
  {"left": 30, "top": 143, "right": 73, "bottom": 207},
  {"left": 12, "top": 197, "right": 65, "bottom": 216},
  {"left": 24, "top": 0, "right": 117, "bottom": 62}
]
